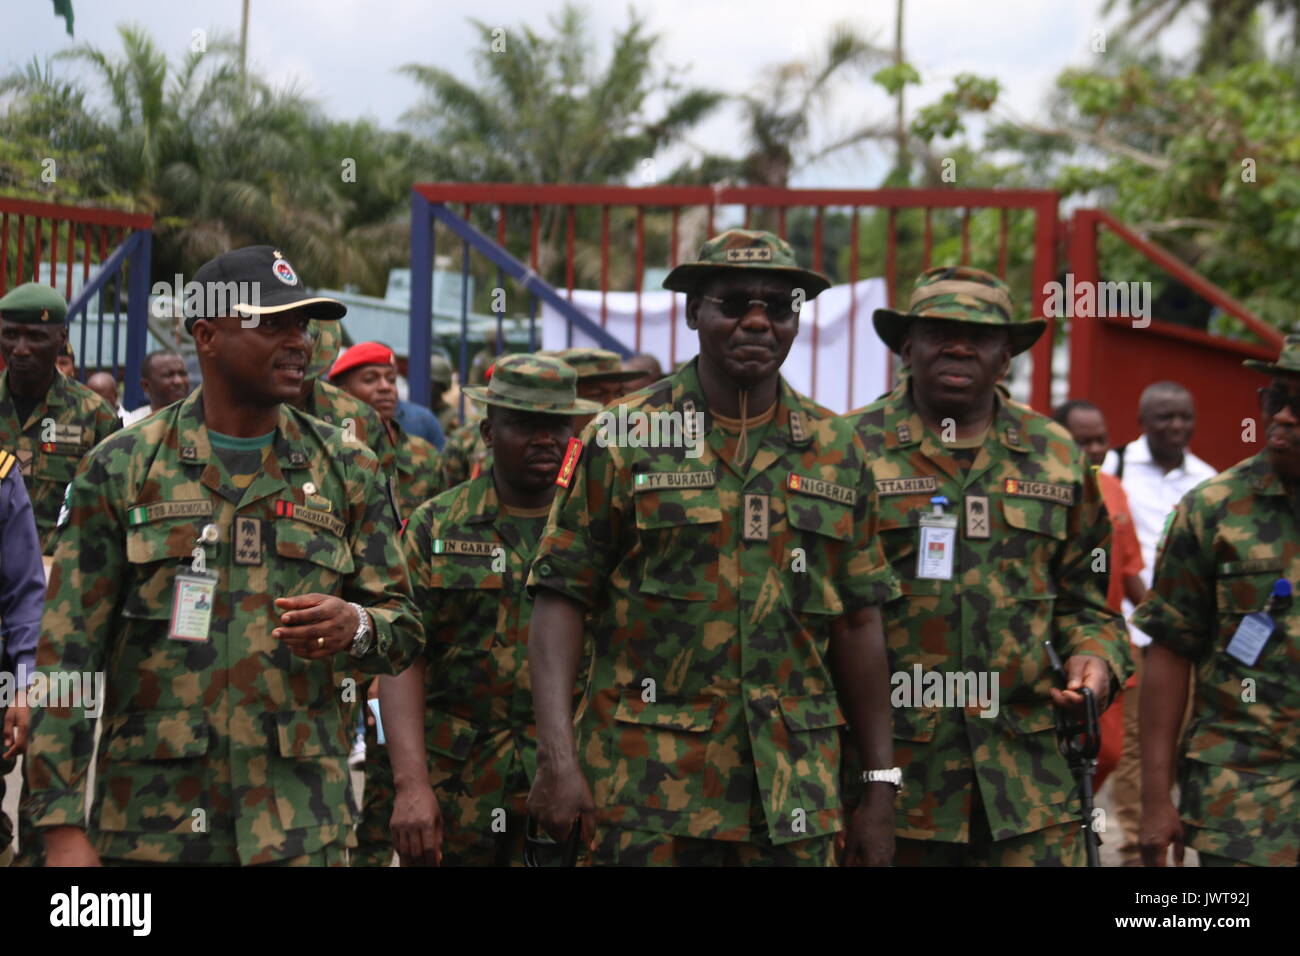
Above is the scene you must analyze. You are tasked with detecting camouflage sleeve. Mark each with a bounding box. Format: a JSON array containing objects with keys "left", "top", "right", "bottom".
[
  {"left": 840, "top": 434, "right": 901, "bottom": 611},
  {"left": 527, "top": 424, "right": 621, "bottom": 606},
  {"left": 1055, "top": 452, "right": 1131, "bottom": 684},
  {"left": 98, "top": 401, "right": 123, "bottom": 442},
  {"left": 1130, "top": 499, "right": 1213, "bottom": 661},
  {"left": 26, "top": 449, "right": 125, "bottom": 829},
  {"left": 364, "top": 403, "right": 397, "bottom": 478},
  {"left": 400, "top": 497, "right": 454, "bottom": 663},
  {"left": 342, "top": 445, "right": 423, "bottom": 675}
]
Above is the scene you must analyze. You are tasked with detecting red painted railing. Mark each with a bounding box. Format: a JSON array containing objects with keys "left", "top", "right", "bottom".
[
  {"left": 1068, "top": 209, "right": 1283, "bottom": 471},
  {"left": 0, "top": 197, "right": 153, "bottom": 300},
  {"left": 412, "top": 184, "right": 1060, "bottom": 411}
]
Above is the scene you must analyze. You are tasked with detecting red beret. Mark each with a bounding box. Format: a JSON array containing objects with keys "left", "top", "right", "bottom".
[{"left": 329, "top": 341, "right": 395, "bottom": 380}]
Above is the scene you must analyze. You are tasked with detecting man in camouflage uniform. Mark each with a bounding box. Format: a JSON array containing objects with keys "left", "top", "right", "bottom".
[
  {"left": 0, "top": 282, "right": 120, "bottom": 866},
  {"left": 0, "top": 282, "right": 121, "bottom": 550},
  {"left": 431, "top": 348, "right": 639, "bottom": 497},
  {"left": 377, "top": 354, "right": 598, "bottom": 866},
  {"left": 295, "top": 315, "right": 397, "bottom": 479},
  {"left": 543, "top": 348, "right": 643, "bottom": 427},
  {"left": 429, "top": 352, "right": 457, "bottom": 436},
  {"left": 844, "top": 266, "right": 1129, "bottom": 866},
  {"left": 26, "top": 246, "right": 422, "bottom": 866},
  {"left": 433, "top": 417, "right": 493, "bottom": 497},
  {"left": 327, "top": 340, "right": 440, "bottom": 867},
  {"left": 527, "top": 230, "right": 901, "bottom": 867},
  {"left": 329, "top": 341, "right": 439, "bottom": 520},
  {"left": 1136, "top": 335, "right": 1300, "bottom": 867}
]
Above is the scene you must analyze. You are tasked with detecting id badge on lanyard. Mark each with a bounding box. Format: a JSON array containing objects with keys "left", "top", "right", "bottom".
[
  {"left": 916, "top": 496, "right": 957, "bottom": 581},
  {"left": 170, "top": 523, "right": 219, "bottom": 642}
]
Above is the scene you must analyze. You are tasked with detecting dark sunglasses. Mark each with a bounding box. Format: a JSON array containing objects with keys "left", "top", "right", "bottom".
[
  {"left": 700, "top": 294, "right": 796, "bottom": 321},
  {"left": 1258, "top": 386, "right": 1300, "bottom": 417}
]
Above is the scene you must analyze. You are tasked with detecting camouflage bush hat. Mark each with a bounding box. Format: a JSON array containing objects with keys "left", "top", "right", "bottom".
[
  {"left": 430, "top": 352, "right": 454, "bottom": 386},
  {"left": 306, "top": 319, "right": 343, "bottom": 381},
  {"left": 463, "top": 353, "right": 602, "bottom": 416},
  {"left": 0, "top": 282, "right": 69, "bottom": 324},
  {"left": 661, "top": 229, "right": 831, "bottom": 298},
  {"left": 1243, "top": 333, "right": 1300, "bottom": 378},
  {"left": 873, "top": 265, "right": 1045, "bottom": 356},
  {"left": 541, "top": 347, "right": 642, "bottom": 382}
]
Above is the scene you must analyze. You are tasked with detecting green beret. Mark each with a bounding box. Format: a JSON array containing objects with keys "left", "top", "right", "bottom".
[{"left": 0, "top": 282, "right": 69, "bottom": 324}]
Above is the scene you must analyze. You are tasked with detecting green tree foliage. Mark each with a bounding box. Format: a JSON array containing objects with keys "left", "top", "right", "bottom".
[
  {"left": 0, "top": 23, "right": 436, "bottom": 293},
  {"left": 898, "top": 12, "right": 1300, "bottom": 335},
  {"left": 400, "top": 4, "right": 722, "bottom": 303}
]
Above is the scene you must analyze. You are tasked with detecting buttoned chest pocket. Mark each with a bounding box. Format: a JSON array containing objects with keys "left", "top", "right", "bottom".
[
  {"left": 998, "top": 498, "right": 1068, "bottom": 601},
  {"left": 428, "top": 551, "right": 506, "bottom": 652},
  {"left": 275, "top": 519, "right": 355, "bottom": 594},
  {"left": 876, "top": 503, "right": 942, "bottom": 599},
  {"left": 634, "top": 488, "right": 722, "bottom": 601},
  {"left": 1213, "top": 558, "right": 1297, "bottom": 676},
  {"left": 124, "top": 519, "right": 209, "bottom": 620},
  {"left": 33, "top": 444, "right": 82, "bottom": 485},
  {"left": 784, "top": 498, "right": 852, "bottom": 615}
]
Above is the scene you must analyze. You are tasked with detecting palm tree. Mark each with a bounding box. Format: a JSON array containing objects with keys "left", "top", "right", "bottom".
[
  {"left": 400, "top": 3, "right": 724, "bottom": 283},
  {"left": 1104, "top": 0, "right": 1300, "bottom": 69}
]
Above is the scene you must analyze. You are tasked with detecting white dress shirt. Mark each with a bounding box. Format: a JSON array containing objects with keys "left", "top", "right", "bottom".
[
  {"left": 122, "top": 405, "right": 154, "bottom": 426},
  {"left": 1101, "top": 434, "right": 1219, "bottom": 645}
]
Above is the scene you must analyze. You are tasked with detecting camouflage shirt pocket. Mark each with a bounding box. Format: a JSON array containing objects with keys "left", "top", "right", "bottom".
[
  {"left": 633, "top": 488, "right": 721, "bottom": 602},
  {"left": 270, "top": 709, "right": 351, "bottom": 832},
  {"left": 1214, "top": 558, "right": 1286, "bottom": 622},
  {"left": 97, "top": 709, "right": 213, "bottom": 833},
  {"left": 998, "top": 497, "right": 1067, "bottom": 600},
  {"left": 785, "top": 502, "right": 851, "bottom": 615},
  {"left": 876, "top": 504, "right": 927, "bottom": 583},
  {"left": 274, "top": 520, "right": 355, "bottom": 592},
  {"left": 124, "top": 520, "right": 209, "bottom": 618}
]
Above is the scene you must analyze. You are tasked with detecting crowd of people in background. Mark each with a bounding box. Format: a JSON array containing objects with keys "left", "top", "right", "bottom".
[{"left": 0, "top": 230, "right": 1296, "bottom": 868}]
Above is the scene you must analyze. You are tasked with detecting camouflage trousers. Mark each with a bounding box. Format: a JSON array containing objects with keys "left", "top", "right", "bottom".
[
  {"left": 353, "top": 715, "right": 395, "bottom": 868},
  {"left": 1179, "top": 762, "right": 1300, "bottom": 867},
  {"left": 587, "top": 825, "right": 835, "bottom": 867},
  {"left": 437, "top": 805, "right": 527, "bottom": 867},
  {"left": 102, "top": 844, "right": 350, "bottom": 867},
  {"left": 895, "top": 785, "right": 1087, "bottom": 867},
  {"left": 1197, "top": 852, "right": 1257, "bottom": 867},
  {"left": 895, "top": 823, "right": 1086, "bottom": 866}
]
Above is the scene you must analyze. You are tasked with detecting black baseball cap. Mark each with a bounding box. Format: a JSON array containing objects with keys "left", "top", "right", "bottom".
[{"left": 185, "top": 245, "right": 346, "bottom": 331}]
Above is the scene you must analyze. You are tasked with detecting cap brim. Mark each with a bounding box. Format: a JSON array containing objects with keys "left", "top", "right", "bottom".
[
  {"left": 662, "top": 263, "right": 831, "bottom": 297},
  {"left": 872, "top": 308, "right": 1046, "bottom": 356},
  {"left": 235, "top": 295, "right": 346, "bottom": 320},
  {"left": 580, "top": 369, "right": 647, "bottom": 383},
  {"left": 1242, "top": 359, "right": 1300, "bottom": 377},
  {"left": 463, "top": 386, "right": 603, "bottom": 416}
]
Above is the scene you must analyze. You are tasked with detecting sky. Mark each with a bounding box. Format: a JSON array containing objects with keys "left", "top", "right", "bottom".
[{"left": 2, "top": 0, "right": 1223, "bottom": 186}]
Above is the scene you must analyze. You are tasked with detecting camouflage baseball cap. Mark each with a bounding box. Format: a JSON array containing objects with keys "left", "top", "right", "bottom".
[
  {"left": 1243, "top": 333, "right": 1300, "bottom": 378},
  {"left": 0, "top": 282, "right": 68, "bottom": 324},
  {"left": 662, "top": 229, "right": 831, "bottom": 298},
  {"left": 541, "top": 347, "right": 642, "bottom": 382},
  {"left": 306, "top": 319, "right": 343, "bottom": 381},
  {"left": 873, "top": 265, "right": 1045, "bottom": 356},
  {"left": 463, "top": 353, "right": 602, "bottom": 416}
]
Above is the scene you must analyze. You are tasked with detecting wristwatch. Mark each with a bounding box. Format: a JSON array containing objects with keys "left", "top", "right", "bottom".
[
  {"left": 347, "top": 602, "right": 373, "bottom": 659},
  {"left": 861, "top": 767, "right": 903, "bottom": 792}
]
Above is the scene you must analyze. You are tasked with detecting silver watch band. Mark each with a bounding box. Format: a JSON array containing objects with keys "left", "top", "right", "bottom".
[
  {"left": 347, "top": 602, "right": 371, "bottom": 656},
  {"left": 862, "top": 767, "right": 903, "bottom": 791}
]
